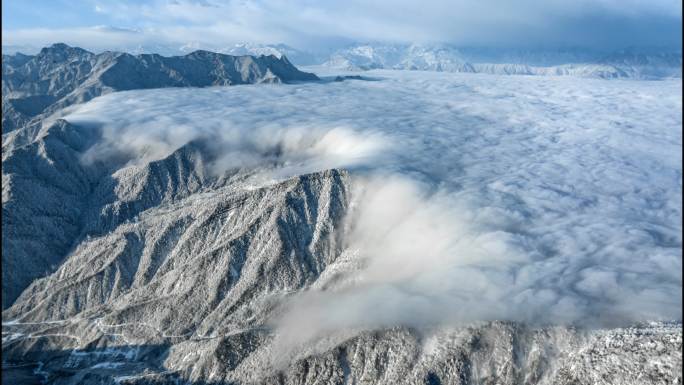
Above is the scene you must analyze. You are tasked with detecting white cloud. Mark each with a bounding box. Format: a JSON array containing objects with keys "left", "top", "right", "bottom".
[
  {"left": 3, "top": 0, "right": 682, "bottom": 53},
  {"left": 63, "top": 84, "right": 388, "bottom": 179},
  {"left": 62, "top": 70, "right": 682, "bottom": 353}
]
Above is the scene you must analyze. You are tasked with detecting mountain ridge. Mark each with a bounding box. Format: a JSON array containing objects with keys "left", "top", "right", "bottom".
[
  {"left": 321, "top": 43, "right": 682, "bottom": 79},
  {"left": 6, "top": 42, "right": 680, "bottom": 80},
  {"left": 2, "top": 43, "right": 319, "bottom": 135}
]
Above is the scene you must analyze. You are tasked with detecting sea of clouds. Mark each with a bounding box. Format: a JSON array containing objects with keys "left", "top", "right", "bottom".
[{"left": 63, "top": 70, "right": 682, "bottom": 348}]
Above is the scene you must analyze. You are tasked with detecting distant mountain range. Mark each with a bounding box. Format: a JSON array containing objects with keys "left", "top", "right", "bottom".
[
  {"left": 8, "top": 42, "right": 680, "bottom": 80},
  {"left": 221, "top": 43, "right": 324, "bottom": 66},
  {"left": 320, "top": 43, "right": 682, "bottom": 79},
  {"left": 221, "top": 43, "right": 683, "bottom": 79},
  {"left": 2, "top": 43, "right": 318, "bottom": 134}
]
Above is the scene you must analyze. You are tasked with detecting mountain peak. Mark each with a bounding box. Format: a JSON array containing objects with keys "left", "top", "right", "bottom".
[
  {"left": 2, "top": 44, "right": 319, "bottom": 136},
  {"left": 38, "top": 43, "right": 92, "bottom": 59}
]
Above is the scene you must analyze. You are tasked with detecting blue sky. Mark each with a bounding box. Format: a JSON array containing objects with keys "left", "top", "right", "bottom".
[
  {"left": 2, "top": 0, "right": 682, "bottom": 53},
  {"left": 3, "top": 1, "right": 107, "bottom": 29}
]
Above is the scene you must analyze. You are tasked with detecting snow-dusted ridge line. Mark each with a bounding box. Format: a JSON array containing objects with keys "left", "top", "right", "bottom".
[
  {"left": 6, "top": 41, "right": 679, "bottom": 79},
  {"left": 2, "top": 42, "right": 319, "bottom": 135},
  {"left": 320, "top": 43, "right": 682, "bottom": 79}
]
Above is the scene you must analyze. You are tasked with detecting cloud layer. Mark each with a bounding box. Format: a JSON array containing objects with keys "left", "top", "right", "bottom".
[
  {"left": 63, "top": 70, "right": 682, "bottom": 349},
  {"left": 3, "top": 0, "right": 682, "bottom": 53}
]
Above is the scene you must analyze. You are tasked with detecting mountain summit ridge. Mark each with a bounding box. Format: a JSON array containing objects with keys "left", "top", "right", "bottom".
[
  {"left": 321, "top": 43, "right": 682, "bottom": 78},
  {"left": 2, "top": 43, "right": 319, "bottom": 134}
]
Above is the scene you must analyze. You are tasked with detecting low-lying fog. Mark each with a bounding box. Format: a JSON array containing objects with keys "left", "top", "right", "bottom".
[{"left": 63, "top": 70, "right": 682, "bottom": 349}]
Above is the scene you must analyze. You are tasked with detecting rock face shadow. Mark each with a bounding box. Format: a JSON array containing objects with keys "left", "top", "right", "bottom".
[{"left": 3, "top": 343, "right": 174, "bottom": 385}]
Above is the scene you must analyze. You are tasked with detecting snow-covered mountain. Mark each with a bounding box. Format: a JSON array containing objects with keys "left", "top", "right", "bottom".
[
  {"left": 322, "top": 43, "right": 682, "bottom": 79},
  {"left": 2, "top": 44, "right": 681, "bottom": 384},
  {"left": 1, "top": 43, "right": 318, "bottom": 135},
  {"left": 7, "top": 42, "right": 679, "bottom": 79},
  {"left": 1, "top": 43, "right": 319, "bottom": 309},
  {"left": 221, "top": 43, "right": 322, "bottom": 66},
  {"left": 324, "top": 44, "right": 405, "bottom": 70},
  {"left": 324, "top": 43, "right": 475, "bottom": 72}
]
